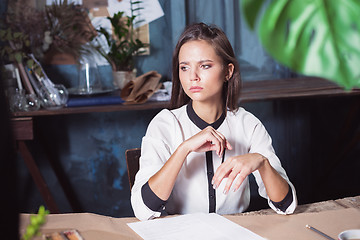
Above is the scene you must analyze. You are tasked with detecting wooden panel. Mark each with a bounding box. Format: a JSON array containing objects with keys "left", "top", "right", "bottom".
[
  {"left": 125, "top": 148, "right": 141, "bottom": 189},
  {"left": 240, "top": 77, "right": 360, "bottom": 102},
  {"left": 11, "top": 101, "right": 170, "bottom": 117},
  {"left": 11, "top": 117, "right": 33, "bottom": 140}
]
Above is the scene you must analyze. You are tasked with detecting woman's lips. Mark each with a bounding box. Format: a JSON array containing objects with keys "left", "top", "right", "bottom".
[{"left": 189, "top": 86, "right": 203, "bottom": 92}]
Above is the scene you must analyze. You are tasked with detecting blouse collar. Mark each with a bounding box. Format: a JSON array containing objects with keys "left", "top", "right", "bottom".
[{"left": 186, "top": 102, "right": 225, "bottom": 130}]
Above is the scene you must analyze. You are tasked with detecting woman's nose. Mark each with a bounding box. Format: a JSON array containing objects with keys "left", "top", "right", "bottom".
[{"left": 190, "top": 69, "right": 200, "bottom": 81}]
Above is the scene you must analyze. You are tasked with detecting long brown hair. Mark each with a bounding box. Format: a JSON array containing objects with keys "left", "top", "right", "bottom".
[{"left": 170, "top": 22, "right": 241, "bottom": 112}]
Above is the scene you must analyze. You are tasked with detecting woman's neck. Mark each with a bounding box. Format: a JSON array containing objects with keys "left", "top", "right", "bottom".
[{"left": 192, "top": 101, "right": 224, "bottom": 124}]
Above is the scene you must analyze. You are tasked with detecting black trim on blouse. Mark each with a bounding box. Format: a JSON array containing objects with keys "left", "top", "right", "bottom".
[
  {"left": 270, "top": 184, "right": 293, "bottom": 212},
  {"left": 141, "top": 182, "right": 167, "bottom": 212},
  {"left": 186, "top": 102, "right": 225, "bottom": 130},
  {"left": 206, "top": 151, "right": 216, "bottom": 212},
  {"left": 187, "top": 102, "right": 226, "bottom": 213}
]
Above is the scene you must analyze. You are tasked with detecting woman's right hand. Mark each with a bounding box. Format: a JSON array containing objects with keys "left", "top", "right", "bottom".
[
  {"left": 148, "top": 126, "right": 231, "bottom": 201},
  {"left": 183, "top": 126, "right": 232, "bottom": 157}
]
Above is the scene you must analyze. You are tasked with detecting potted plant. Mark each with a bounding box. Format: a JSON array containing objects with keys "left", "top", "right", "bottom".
[
  {"left": 3, "top": 0, "right": 96, "bottom": 65},
  {"left": 43, "top": 0, "right": 97, "bottom": 64},
  {"left": 95, "top": 10, "right": 147, "bottom": 89}
]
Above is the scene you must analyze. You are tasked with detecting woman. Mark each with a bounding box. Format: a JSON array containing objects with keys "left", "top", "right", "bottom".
[{"left": 131, "top": 22, "right": 297, "bottom": 221}]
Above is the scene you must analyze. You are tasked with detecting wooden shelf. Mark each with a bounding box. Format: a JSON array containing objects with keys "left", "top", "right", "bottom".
[
  {"left": 12, "top": 100, "right": 169, "bottom": 117},
  {"left": 240, "top": 77, "right": 360, "bottom": 102},
  {"left": 11, "top": 77, "right": 360, "bottom": 118}
]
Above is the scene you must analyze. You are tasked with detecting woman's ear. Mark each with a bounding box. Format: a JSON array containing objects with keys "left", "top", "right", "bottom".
[{"left": 225, "top": 63, "right": 235, "bottom": 81}]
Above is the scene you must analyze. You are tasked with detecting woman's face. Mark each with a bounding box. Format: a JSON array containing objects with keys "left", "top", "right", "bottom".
[{"left": 178, "top": 40, "right": 229, "bottom": 105}]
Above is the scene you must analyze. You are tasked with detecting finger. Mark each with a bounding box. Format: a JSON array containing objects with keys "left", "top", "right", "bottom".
[
  {"left": 211, "top": 130, "right": 227, "bottom": 157},
  {"left": 193, "top": 127, "right": 221, "bottom": 152},
  {"left": 226, "top": 140, "right": 233, "bottom": 150},
  {"left": 215, "top": 132, "right": 232, "bottom": 156},
  {"left": 208, "top": 132, "right": 223, "bottom": 157},
  {"left": 215, "top": 130, "right": 232, "bottom": 150},
  {"left": 212, "top": 157, "right": 226, "bottom": 180},
  {"left": 203, "top": 141, "right": 216, "bottom": 152},
  {"left": 206, "top": 135, "right": 221, "bottom": 154},
  {"left": 231, "top": 164, "right": 252, "bottom": 192},
  {"left": 232, "top": 172, "right": 248, "bottom": 192},
  {"left": 223, "top": 170, "right": 238, "bottom": 195},
  {"left": 212, "top": 158, "right": 233, "bottom": 188},
  {"left": 215, "top": 130, "right": 229, "bottom": 155}
]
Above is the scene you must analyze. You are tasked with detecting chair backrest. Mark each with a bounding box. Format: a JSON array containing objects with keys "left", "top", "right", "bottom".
[{"left": 125, "top": 148, "right": 141, "bottom": 189}]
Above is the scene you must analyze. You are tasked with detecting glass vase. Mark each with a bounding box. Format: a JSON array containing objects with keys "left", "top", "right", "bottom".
[{"left": 39, "top": 84, "right": 68, "bottom": 110}]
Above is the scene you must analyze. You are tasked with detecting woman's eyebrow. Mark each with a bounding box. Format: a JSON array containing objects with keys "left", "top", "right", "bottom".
[
  {"left": 179, "top": 59, "right": 214, "bottom": 65},
  {"left": 199, "top": 59, "right": 214, "bottom": 64}
]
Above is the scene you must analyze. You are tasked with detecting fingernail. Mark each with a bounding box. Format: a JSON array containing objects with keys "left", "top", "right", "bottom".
[
  {"left": 223, "top": 189, "right": 228, "bottom": 195},
  {"left": 213, "top": 183, "right": 217, "bottom": 189}
]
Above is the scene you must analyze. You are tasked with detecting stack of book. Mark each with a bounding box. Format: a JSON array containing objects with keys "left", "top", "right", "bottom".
[{"left": 66, "top": 93, "right": 124, "bottom": 107}]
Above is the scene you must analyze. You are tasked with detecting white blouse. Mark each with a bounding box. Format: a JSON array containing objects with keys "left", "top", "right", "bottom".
[{"left": 131, "top": 104, "right": 297, "bottom": 221}]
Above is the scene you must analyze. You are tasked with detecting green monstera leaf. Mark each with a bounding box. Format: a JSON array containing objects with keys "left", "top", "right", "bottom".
[{"left": 242, "top": 0, "right": 360, "bottom": 90}]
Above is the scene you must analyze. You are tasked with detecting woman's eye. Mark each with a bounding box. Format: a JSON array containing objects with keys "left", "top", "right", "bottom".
[
  {"left": 201, "top": 64, "right": 211, "bottom": 69},
  {"left": 180, "top": 66, "right": 189, "bottom": 71}
]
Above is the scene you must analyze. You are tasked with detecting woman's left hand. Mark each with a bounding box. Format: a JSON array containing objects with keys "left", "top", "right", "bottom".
[{"left": 212, "top": 153, "right": 266, "bottom": 194}]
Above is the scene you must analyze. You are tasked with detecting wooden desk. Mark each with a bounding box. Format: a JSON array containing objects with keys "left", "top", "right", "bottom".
[
  {"left": 239, "top": 195, "right": 360, "bottom": 216},
  {"left": 19, "top": 196, "right": 360, "bottom": 240},
  {"left": 11, "top": 77, "right": 360, "bottom": 213}
]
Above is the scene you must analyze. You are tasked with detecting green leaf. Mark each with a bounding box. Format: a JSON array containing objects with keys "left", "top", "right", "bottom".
[
  {"left": 241, "top": 0, "right": 266, "bottom": 30},
  {"left": 132, "top": 7, "right": 144, "bottom": 12},
  {"left": 13, "top": 32, "right": 23, "bottom": 38},
  {"left": 26, "top": 59, "right": 34, "bottom": 69},
  {"left": 242, "top": 0, "right": 360, "bottom": 89},
  {"left": 5, "top": 29, "right": 12, "bottom": 41},
  {"left": 21, "top": 205, "right": 49, "bottom": 240},
  {"left": 14, "top": 52, "right": 23, "bottom": 63},
  {"left": 0, "top": 29, "right": 6, "bottom": 39},
  {"left": 4, "top": 46, "right": 12, "bottom": 54}
]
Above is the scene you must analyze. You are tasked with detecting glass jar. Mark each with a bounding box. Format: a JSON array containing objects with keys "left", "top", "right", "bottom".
[{"left": 39, "top": 84, "right": 68, "bottom": 110}]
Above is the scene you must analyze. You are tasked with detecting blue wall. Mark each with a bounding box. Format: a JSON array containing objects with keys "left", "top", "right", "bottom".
[{"left": 19, "top": 110, "right": 160, "bottom": 216}]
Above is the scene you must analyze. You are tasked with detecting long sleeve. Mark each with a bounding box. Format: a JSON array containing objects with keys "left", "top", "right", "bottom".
[
  {"left": 130, "top": 109, "right": 182, "bottom": 220},
  {"left": 247, "top": 119, "right": 297, "bottom": 214}
]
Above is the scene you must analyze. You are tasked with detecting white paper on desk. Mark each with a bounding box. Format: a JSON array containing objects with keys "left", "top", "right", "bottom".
[{"left": 127, "top": 213, "right": 266, "bottom": 240}]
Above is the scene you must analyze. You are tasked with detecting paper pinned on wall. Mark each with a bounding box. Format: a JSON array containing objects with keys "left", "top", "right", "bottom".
[
  {"left": 107, "top": 0, "right": 164, "bottom": 28},
  {"left": 127, "top": 213, "right": 266, "bottom": 240},
  {"left": 83, "top": 0, "right": 108, "bottom": 9}
]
